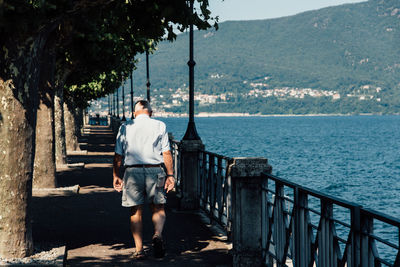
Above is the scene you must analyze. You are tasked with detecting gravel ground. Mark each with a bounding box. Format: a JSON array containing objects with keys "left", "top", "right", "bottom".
[{"left": 0, "top": 243, "right": 65, "bottom": 266}]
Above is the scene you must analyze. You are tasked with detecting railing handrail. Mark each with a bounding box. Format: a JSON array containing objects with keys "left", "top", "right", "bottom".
[
  {"left": 199, "top": 149, "right": 232, "bottom": 161},
  {"left": 362, "top": 208, "right": 400, "bottom": 227},
  {"left": 263, "top": 171, "right": 400, "bottom": 227},
  {"left": 262, "top": 171, "right": 361, "bottom": 209}
]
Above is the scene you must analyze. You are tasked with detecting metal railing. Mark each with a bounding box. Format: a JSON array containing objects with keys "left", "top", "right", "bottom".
[
  {"left": 262, "top": 172, "right": 400, "bottom": 267},
  {"left": 198, "top": 150, "right": 233, "bottom": 236},
  {"left": 170, "top": 139, "right": 182, "bottom": 195},
  {"left": 168, "top": 138, "right": 400, "bottom": 266}
]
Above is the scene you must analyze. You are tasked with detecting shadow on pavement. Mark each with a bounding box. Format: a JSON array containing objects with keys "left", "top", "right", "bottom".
[{"left": 32, "top": 126, "right": 232, "bottom": 266}]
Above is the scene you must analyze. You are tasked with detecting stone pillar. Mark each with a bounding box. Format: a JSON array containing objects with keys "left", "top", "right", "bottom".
[
  {"left": 179, "top": 139, "right": 204, "bottom": 210},
  {"left": 229, "top": 157, "right": 272, "bottom": 267}
]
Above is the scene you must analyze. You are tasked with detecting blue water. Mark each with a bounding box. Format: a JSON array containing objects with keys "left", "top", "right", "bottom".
[{"left": 159, "top": 115, "right": 400, "bottom": 260}]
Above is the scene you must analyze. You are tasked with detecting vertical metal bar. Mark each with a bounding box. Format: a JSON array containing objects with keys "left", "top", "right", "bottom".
[
  {"left": 146, "top": 50, "right": 151, "bottom": 102},
  {"left": 200, "top": 152, "right": 207, "bottom": 205},
  {"left": 266, "top": 180, "right": 274, "bottom": 266},
  {"left": 122, "top": 79, "right": 126, "bottom": 121},
  {"left": 319, "top": 200, "right": 334, "bottom": 267},
  {"left": 262, "top": 174, "right": 268, "bottom": 263},
  {"left": 130, "top": 71, "right": 134, "bottom": 119},
  {"left": 329, "top": 205, "right": 336, "bottom": 267},
  {"left": 274, "top": 183, "right": 285, "bottom": 266},
  {"left": 116, "top": 87, "right": 120, "bottom": 119},
  {"left": 111, "top": 93, "right": 113, "bottom": 116},
  {"left": 208, "top": 155, "right": 215, "bottom": 221},
  {"left": 226, "top": 158, "right": 233, "bottom": 239},
  {"left": 108, "top": 94, "right": 111, "bottom": 115},
  {"left": 351, "top": 205, "right": 361, "bottom": 267},
  {"left": 216, "top": 157, "right": 223, "bottom": 221},
  {"left": 113, "top": 91, "right": 116, "bottom": 117},
  {"left": 319, "top": 200, "right": 327, "bottom": 267},
  {"left": 394, "top": 227, "right": 400, "bottom": 267},
  {"left": 197, "top": 151, "right": 203, "bottom": 201},
  {"left": 110, "top": 94, "right": 112, "bottom": 115},
  {"left": 177, "top": 143, "right": 182, "bottom": 194},
  {"left": 197, "top": 151, "right": 202, "bottom": 205},
  {"left": 203, "top": 153, "right": 210, "bottom": 210},
  {"left": 294, "top": 187, "right": 303, "bottom": 267}
]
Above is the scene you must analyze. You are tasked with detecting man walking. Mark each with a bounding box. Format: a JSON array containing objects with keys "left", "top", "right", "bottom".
[{"left": 112, "top": 100, "right": 175, "bottom": 260}]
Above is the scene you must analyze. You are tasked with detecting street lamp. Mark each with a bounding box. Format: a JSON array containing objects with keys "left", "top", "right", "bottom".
[
  {"left": 146, "top": 49, "right": 151, "bottom": 102},
  {"left": 183, "top": 0, "right": 201, "bottom": 140},
  {"left": 130, "top": 71, "right": 134, "bottom": 120},
  {"left": 121, "top": 78, "right": 126, "bottom": 121},
  {"left": 116, "top": 86, "right": 120, "bottom": 119}
]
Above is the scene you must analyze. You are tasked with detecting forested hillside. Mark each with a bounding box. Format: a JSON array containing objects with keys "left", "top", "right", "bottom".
[{"left": 128, "top": 0, "right": 400, "bottom": 114}]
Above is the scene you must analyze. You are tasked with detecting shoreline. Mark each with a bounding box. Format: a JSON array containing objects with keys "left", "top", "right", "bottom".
[
  {"left": 154, "top": 112, "right": 398, "bottom": 118},
  {"left": 91, "top": 112, "right": 399, "bottom": 118}
]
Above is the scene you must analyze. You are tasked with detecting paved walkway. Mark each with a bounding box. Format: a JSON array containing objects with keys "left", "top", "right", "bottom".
[{"left": 32, "top": 125, "right": 232, "bottom": 266}]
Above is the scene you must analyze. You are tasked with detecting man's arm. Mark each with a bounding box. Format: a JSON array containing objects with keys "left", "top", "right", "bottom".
[
  {"left": 113, "top": 153, "right": 123, "bottom": 192},
  {"left": 162, "top": 150, "right": 175, "bottom": 193}
]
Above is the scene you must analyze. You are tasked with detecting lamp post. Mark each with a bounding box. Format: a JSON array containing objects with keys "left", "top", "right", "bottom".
[
  {"left": 146, "top": 50, "right": 151, "bottom": 102},
  {"left": 112, "top": 91, "right": 115, "bottom": 117},
  {"left": 108, "top": 94, "right": 111, "bottom": 115},
  {"left": 116, "top": 87, "right": 120, "bottom": 119},
  {"left": 121, "top": 79, "right": 126, "bottom": 121},
  {"left": 183, "top": 0, "right": 200, "bottom": 141},
  {"left": 130, "top": 71, "right": 134, "bottom": 119}
]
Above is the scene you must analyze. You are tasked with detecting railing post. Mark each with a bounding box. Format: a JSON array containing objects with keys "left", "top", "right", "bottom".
[
  {"left": 274, "top": 182, "right": 286, "bottom": 266},
  {"left": 318, "top": 200, "right": 334, "bottom": 267},
  {"left": 350, "top": 205, "right": 361, "bottom": 267},
  {"left": 229, "top": 157, "right": 272, "bottom": 267},
  {"left": 360, "top": 213, "right": 375, "bottom": 267},
  {"left": 293, "top": 188, "right": 309, "bottom": 267},
  {"left": 179, "top": 139, "right": 204, "bottom": 210}
]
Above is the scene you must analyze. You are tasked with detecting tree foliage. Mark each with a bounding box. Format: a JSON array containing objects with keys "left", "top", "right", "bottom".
[{"left": 0, "top": 0, "right": 218, "bottom": 107}]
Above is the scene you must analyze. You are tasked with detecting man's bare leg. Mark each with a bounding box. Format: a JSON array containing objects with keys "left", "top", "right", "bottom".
[
  {"left": 130, "top": 205, "right": 143, "bottom": 252},
  {"left": 150, "top": 204, "right": 166, "bottom": 237}
]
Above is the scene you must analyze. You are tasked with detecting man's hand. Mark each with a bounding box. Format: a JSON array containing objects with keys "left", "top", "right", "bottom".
[
  {"left": 164, "top": 176, "right": 175, "bottom": 193},
  {"left": 113, "top": 177, "right": 123, "bottom": 192},
  {"left": 113, "top": 153, "right": 123, "bottom": 192},
  {"left": 162, "top": 150, "right": 174, "bottom": 193}
]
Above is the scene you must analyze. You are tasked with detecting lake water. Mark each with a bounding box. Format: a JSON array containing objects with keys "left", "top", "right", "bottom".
[
  {"left": 159, "top": 115, "right": 400, "bottom": 259},
  {"left": 98, "top": 115, "right": 399, "bottom": 258}
]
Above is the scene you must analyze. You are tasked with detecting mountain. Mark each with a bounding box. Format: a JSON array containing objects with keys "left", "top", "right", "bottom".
[{"left": 128, "top": 0, "right": 400, "bottom": 115}]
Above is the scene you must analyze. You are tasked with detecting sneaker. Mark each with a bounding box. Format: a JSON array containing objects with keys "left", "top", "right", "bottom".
[
  {"left": 132, "top": 250, "right": 146, "bottom": 260},
  {"left": 152, "top": 235, "right": 166, "bottom": 258}
]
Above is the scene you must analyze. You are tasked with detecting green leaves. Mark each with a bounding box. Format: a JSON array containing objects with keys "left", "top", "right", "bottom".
[{"left": 1, "top": 0, "right": 217, "bottom": 108}]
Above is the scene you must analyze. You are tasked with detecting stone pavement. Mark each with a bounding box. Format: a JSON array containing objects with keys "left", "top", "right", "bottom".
[{"left": 32, "top": 125, "right": 232, "bottom": 266}]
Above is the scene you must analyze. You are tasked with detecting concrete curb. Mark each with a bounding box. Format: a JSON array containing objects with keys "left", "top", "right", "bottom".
[
  {"left": 56, "top": 163, "right": 85, "bottom": 170},
  {"left": 0, "top": 245, "right": 67, "bottom": 266},
  {"left": 67, "top": 150, "right": 88, "bottom": 155},
  {"left": 33, "top": 185, "right": 80, "bottom": 195}
]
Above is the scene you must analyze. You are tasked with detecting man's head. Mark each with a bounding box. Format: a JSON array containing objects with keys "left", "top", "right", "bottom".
[{"left": 134, "top": 100, "right": 152, "bottom": 118}]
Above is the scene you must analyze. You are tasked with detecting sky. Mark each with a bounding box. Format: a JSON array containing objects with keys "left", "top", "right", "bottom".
[{"left": 208, "top": 0, "right": 367, "bottom": 22}]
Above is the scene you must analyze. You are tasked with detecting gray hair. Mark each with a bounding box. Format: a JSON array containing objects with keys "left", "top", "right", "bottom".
[{"left": 134, "top": 100, "right": 152, "bottom": 112}]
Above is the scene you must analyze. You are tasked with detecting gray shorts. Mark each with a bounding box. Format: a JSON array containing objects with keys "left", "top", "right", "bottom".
[{"left": 122, "top": 166, "right": 167, "bottom": 207}]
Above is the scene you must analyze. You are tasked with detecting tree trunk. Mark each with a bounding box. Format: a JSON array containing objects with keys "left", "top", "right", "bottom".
[
  {"left": 0, "top": 32, "right": 48, "bottom": 257},
  {"left": 75, "top": 107, "right": 84, "bottom": 137},
  {"left": 54, "top": 81, "right": 67, "bottom": 166},
  {"left": 0, "top": 80, "right": 34, "bottom": 258},
  {"left": 64, "top": 100, "right": 81, "bottom": 151},
  {"left": 32, "top": 37, "right": 57, "bottom": 188}
]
